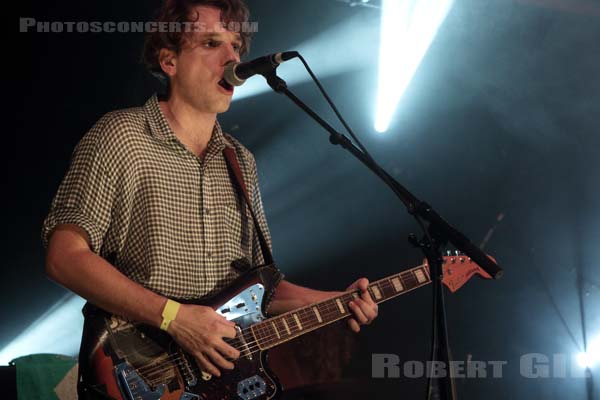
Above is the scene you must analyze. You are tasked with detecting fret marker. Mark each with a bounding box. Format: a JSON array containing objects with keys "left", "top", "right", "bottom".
[
  {"left": 351, "top": 292, "right": 359, "bottom": 299},
  {"left": 370, "top": 285, "right": 382, "bottom": 300},
  {"left": 391, "top": 277, "right": 403, "bottom": 292},
  {"left": 414, "top": 269, "right": 427, "bottom": 283},
  {"left": 271, "top": 322, "right": 280, "bottom": 339},
  {"left": 293, "top": 314, "right": 303, "bottom": 330},
  {"left": 335, "top": 299, "right": 346, "bottom": 314},
  {"left": 313, "top": 307, "right": 323, "bottom": 323},
  {"left": 282, "top": 318, "right": 291, "bottom": 335}
]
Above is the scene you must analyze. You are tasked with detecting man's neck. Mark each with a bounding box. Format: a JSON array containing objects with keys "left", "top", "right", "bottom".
[{"left": 159, "top": 95, "right": 216, "bottom": 158}]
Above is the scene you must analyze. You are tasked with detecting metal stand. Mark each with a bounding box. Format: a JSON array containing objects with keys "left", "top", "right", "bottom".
[
  {"left": 261, "top": 71, "right": 503, "bottom": 400},
  {"left": 409, "top": 233, "right": 456, "bottom": 400}
]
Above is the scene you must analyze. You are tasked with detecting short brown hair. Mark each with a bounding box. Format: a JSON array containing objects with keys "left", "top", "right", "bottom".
[{"left": 142, "top": 0, "right": 252, "bottom": 84}]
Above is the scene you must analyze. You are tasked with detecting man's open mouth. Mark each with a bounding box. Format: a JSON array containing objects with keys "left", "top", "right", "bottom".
[{"left": 218, "top": 79, "right": 234, "bottom": 93}]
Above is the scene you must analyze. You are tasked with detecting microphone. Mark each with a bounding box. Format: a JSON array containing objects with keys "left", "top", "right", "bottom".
[{"left": 224, "top": 51, "right": 299, "bottom": 87}]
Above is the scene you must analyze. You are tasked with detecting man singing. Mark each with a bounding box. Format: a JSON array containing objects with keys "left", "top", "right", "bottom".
[{"left": 42, "top": 0, "right": 378, "bottom": 397}]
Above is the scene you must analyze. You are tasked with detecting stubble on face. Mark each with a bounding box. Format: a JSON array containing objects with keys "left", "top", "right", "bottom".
[{"left": 170, "top": 6, "right": 242, "bottom": 115}]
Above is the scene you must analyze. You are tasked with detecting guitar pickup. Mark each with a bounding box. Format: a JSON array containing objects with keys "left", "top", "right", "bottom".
[
  {"left": 235, "top": 302, "right": 246, "bottom": 308},
  {"left": 220, "top": 307, "right": 231, "bottom": 314}
]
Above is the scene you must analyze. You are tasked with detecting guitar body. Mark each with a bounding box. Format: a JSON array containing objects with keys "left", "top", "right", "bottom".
[{"left": 79, "top": 265, "right": 283, "bottom": 400}]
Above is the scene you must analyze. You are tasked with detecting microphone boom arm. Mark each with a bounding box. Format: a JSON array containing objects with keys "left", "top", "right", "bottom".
[{"left": 261, "top": 71, "right": 503, "bottom": 279}]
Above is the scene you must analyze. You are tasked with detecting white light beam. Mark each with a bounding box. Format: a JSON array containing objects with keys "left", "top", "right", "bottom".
[{"left": 375, "top": 0, "right": 453, "bottom": 133}]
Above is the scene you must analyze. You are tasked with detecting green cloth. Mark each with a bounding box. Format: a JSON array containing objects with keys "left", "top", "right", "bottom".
[{"left": 11, "top": 354, "right": 77, "bottom": 400}]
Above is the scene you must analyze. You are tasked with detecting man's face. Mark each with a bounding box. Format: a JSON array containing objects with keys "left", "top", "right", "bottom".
[{"left": 167, "top": 6, "right": 242, "bottom": 114}]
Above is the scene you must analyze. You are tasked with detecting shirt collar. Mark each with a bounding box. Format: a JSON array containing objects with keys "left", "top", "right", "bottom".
[{"left": 143, "top": 93, "right": 233, "bottom": 151}]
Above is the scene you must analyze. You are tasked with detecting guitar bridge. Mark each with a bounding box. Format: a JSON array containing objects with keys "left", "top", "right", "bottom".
[
  {"left": 114, "top": 362, "right": 165, "bottom": 400},
  {"left": 176, "top": 348, "right": 199, "bottom": 387}
]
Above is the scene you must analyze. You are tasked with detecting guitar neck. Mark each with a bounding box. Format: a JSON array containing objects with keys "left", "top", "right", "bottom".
[{"left": 251, "top": 263, "right": 432, "bottom": 350}]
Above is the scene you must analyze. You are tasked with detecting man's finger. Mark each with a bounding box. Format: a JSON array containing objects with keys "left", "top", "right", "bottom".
[
  {"left": 347, "top": 318, "right": 361, "bottom": 333},
  {"left": 360, "top": 286, "right": 375, "bottom": 304},
  {"left": 219, "top": 323, "right": 238, "bottom": 339},
  {"left": 208, "top": 348, "right": 235, "bottom": 370},
  {"left": 357, "top": 278, "right": 369, "bottom": 292},
  {"left": 220, "top": 316, "right": 236, "bottom": 326},
  {"left": 349, "top": 301, "right": 369, "bottom": 324},
  {"left": 216, "top": 340, "right": 241, "bottom": 360},
  {"left": 357, "top": 297, "right": 378, "bottom": 320},
  {"left": 196, "top": 352, "right": 221, "bottom": 377},
  {"left": 354, "top": 298, "right": 379, "bottom": 322}
]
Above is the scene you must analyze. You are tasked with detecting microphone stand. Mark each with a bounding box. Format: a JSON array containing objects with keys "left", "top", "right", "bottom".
[{"left": 261, "top": 71, "right": 503, "bottom": 400}]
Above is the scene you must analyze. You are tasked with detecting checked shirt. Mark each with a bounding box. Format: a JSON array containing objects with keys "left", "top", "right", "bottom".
[{"left": 42, "top": 94, "right": 273, "bottom": 299}]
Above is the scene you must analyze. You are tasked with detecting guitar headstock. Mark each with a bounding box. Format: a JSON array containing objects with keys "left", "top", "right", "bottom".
[{"left": 425, "top": 252, "right": 494, "bottom": 293}]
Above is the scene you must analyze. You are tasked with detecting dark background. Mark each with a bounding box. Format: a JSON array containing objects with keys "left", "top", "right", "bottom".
[{"left": 7, "top": 0, "right": 600, "bottom": 398}]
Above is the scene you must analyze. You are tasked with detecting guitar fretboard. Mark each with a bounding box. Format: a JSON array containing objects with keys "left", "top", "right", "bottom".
[{"left": 251, "top": 263, "right": 431, "bottom": 350}]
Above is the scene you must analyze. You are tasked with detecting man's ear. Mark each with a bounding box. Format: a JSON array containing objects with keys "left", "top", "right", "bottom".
[{"left": 158, "top": 48, "right": 177, "bottom": 77}]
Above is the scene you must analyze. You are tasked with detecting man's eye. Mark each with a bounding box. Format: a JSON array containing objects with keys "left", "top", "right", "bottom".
[
  {"left": 233, "top": 44, "right": 242, "bottom": 53},
  {"left": 204, "top": 40, "right": 220, "bottom": 48}
]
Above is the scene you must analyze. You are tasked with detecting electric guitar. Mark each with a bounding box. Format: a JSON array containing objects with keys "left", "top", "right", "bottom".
[{"left": 80, "top": 255, "right": 492, "bottom": 399}]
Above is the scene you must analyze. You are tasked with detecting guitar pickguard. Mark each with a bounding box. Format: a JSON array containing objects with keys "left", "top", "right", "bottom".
[{"left": 216, "top": 283, "right": 266, "bottom": 324}]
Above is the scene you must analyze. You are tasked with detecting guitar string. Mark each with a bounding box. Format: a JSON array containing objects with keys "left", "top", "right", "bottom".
[
  {"left": 132, "top": 291, "right": 377, "bottom": 379},
  {"left": 138, "top": 258, "right": 476, "bottom": 383},
  {"left": 124, "top": 275, "right": 420, "bottom": 377},
  {"left": 120, "top": 289, "right": 359, "bottom": 360},
  {"left": 127, "top": 280, "right": 397, "bottom": 363},
  {"left": 132, "top": 279, "right": 415, "bottom": 379},
  {"left": 140, "top": 306, "right": 347, "bottom": 388},
  {"left": 137, "top": 318, "right": 344, "bottom": 382},
  {"left": 116, "top": 283, "right": 369, "bottom": 359},
  {"left": 126, "top": 266, "right": 434, "bottom": 379},
  {"left": 139, "top": 281, "right": 399, "bottom": 386},
  {"left": 140, "top": 258, "right": 477, "bottom": 387},
  {"left": 136, "top": 278, "right": 433, "bottom": 383},
  {"left": 136, "top": 291, "right": 406, "bottom": 386},
  {"left": 121, "top": 273, "right": 422, "bottom": 373},
  {"left": 133, "top": 295, "right": 361, "bottom": 377},
  {"left": 242, "top": 264, "right": 426, "bottom": 343},
  {"left": 122, "top": 269, "right": 420, "bottom": 358}
]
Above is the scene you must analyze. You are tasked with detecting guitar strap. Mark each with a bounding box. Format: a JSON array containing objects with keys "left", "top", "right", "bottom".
[{"left": 222, "top": 146, "right": 274, "bottom": 266}]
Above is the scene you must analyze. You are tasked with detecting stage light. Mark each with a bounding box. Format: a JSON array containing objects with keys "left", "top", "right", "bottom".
[
  {"left": 576, "top": 336, "right": 600, "bottom": 368},
  {"left": 374, "top": 0, "right": 453, "bottom": 133},
  {"left": 0, "top": 295, "right": 85, "bottom": 365}
]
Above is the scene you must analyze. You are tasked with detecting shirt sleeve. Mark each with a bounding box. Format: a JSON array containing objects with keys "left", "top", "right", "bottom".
[{"left": 41, "top": 116, "right": 117, "bottom": 253}]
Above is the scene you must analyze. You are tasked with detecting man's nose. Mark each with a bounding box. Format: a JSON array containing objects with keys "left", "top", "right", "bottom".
[{"left": 222, "top": 44, "right": 240, "bottom": 65}]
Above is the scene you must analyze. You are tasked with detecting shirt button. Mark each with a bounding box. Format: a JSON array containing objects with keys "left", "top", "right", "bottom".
[
  {"left": 206, "top": 251, "right": 212, "bottom": 258},
  {"left": 204, "top": 208, "right": 210, "bottom": 215}
]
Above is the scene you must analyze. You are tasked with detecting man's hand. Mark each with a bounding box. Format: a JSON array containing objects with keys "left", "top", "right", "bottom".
[
  {"left": 168, "top": 304, "right": 241, "bottom": 377},
  {"left": 345, "top": 278, "right": 379, "bottom": 333}
]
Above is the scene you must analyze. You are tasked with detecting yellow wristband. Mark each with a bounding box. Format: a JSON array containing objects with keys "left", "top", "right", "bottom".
[{"left": 160, "top": 299, "right": 181, "bottom": 331}]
